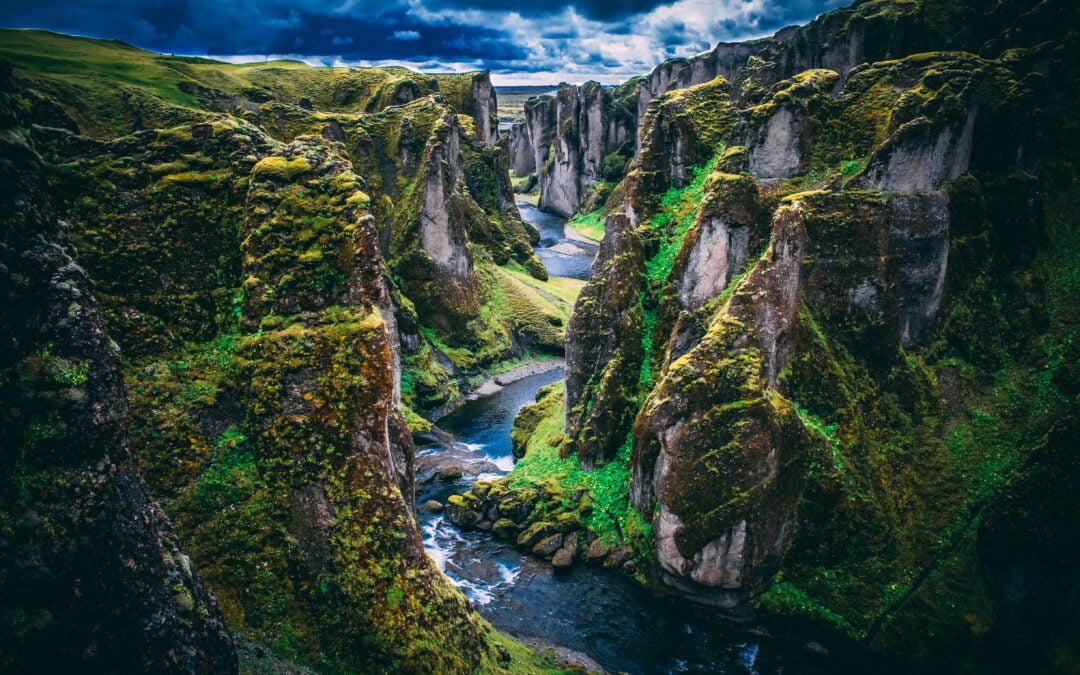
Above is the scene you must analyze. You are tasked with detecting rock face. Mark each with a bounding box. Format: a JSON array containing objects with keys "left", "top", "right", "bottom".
[
  {"left": 508, "top": 0, "right": 1058, "bottom": 219},
  {"left": 4, "top": 33, "right": 553, "bottom": 417},
  {"left": 1, "top": 46, "right": 561, "bottom": 669},
  {"left": 516, "top": 95, "right": 554, "bottom": 184},
  {"left": 432, "top": 71, "right": 500, "bottom": 147},
  {"left": 630, "top": 76, "right": 738, "bottom": 209},
  {"left": 0, "top": 70, "right": 237, "bottom": 673},
  {"left": 225, "top": 93, "right": 561, "bottom": 412},
  {"left": 556, "top": 0, "right": 1079, "bottom": 669},
  {"left": 537, "top": 82, "right": 635, "bottom": 218},
  {"left": 467, "top": 72, "right": 499, "bottom": 146},
  {"left": 417, "top": 115, "right": 472, "bottom": 280},
  {"left": 632, "top": 190, "right": 957, "bottom": 609},
  {"left": 563, "top": 78, "right": 742, "bottom": 468},
  {"left": 564, "top": 211, "right": 646, "bottom": 468},
  {"left": 849, "top": 107, "right": 978, "bottom": 191},
  {"left": 676, "top": 207, "right": 751, "bottom": 312},
  {"left": 509, "top": 121, "right": 534, "bottom": 176},
  {"left": 41, "top": 116, "right": 495, "bottom": 671},
  {"left": 507, "top": 81, "right": 635, "bottom": 218}
]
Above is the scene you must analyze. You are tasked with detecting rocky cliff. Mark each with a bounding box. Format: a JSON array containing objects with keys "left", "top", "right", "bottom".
[
  {"left": 0, "top": 34, "right": 563, "bottom": 672},
  {"left": 3, "top": 28, "right": 568, "bottom": 417},
  {"left": 513, "top": 0, "right": 1079, "bottom": 670},
  {"left": 511, "top": 0, "right": 1074, "bottom": 220},
  {"left": 0, "top": 64, "right": 237, "bottom": 673},
  {"left": 510, "top": 80, "right": 636, "bottom": 217}
]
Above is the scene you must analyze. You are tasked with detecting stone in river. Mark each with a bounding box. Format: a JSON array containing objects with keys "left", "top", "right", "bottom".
[
  {"left": 532, "top": 533, "right": 564, "bottom": 558},
  {"left": 585, "top": 538, "right": 611, "bottom": 561},
  {"left": 552, "top": 546, "right": 575, "bottom": 570}
]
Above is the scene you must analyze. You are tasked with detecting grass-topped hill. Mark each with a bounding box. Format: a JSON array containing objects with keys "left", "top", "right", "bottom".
[{"left": 0, "top": 28, "right": 490, "bottom": 139}]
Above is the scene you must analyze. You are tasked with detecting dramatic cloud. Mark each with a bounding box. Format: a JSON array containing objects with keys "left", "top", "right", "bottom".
[{"left": 0, "top": 0, "right": 846, "bottom": 84}]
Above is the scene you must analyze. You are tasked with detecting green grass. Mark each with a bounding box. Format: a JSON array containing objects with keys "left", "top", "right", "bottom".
[
  {"left": 494, "top": 86, "right": 556, "bottom": 127},
  {"left": 759, "top": 581, "right": 857, "bottom": 635},
  {"left": 637, "top": 161, "right": 713, "bottom": 388},
  {"left": 477, "top": 624, "right": 574, "bottom": 674},
  {"left": 505, "top": 383, "right": 650, "bottom": 554},
  {"left": 0, "top": 28, "right": 474, "bottom": 139},
  {"left": 644, "top": 162, "right": 712, "bottom": 286},
  {"left": 509, "top": 173, "right": 534, "bottom": 192},
  {"left": 795, "top": 406, "right": 844, "bottom": 475},
  {"left": 500, "top": 264, "right": 585, "bottom": 309},
  {"left": 566, "top": 209, "right": 605, "bottom": 242},
  {"left": 0, "top": 29, "right": 206, "bottom": 107}
]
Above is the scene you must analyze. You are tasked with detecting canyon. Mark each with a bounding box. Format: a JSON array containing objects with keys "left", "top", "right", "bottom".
[{"left": 2, "top": 0, "right": 1079, "bottom": 671}]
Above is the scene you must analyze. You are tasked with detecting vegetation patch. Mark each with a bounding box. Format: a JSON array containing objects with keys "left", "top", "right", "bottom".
[{"left": 566, "top": 209, "right": 605, "bottom": 242}]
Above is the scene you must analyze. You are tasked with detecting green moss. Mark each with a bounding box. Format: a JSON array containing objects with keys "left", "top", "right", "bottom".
[
  {"left": 345, "top": 190, "right": 370, "bottom": 208},
  {"left": 759, "top": 581, "right": 856, "bottom": 635},
  {"left": 637, "top": 160, "right": 714, "bottom": 388},
  {"left": 251, "top": 156, "right": 311, "bottom": 180},
  {"left": 794, "top": 406, "right": 844, "bottom": 475},
  {"left": 55, "top": 358, "right": 90, "bottom": 387},
  {"left": 476, "top": 624, "right": 575, "bottom": 674},
  {"left": 504, "top": 383, "right": 651, "bottom": 557}
]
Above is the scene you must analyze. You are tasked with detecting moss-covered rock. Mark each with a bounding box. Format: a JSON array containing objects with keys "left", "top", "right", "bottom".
[
  {"left": 13, "top": 77, "right": 550, "bottom": 670},
  {"left": 0, "top": 69, "right": 237, "bottom": 672},
  {"left": 556, "top": 4, "right": 1079, "bottom": 670}
]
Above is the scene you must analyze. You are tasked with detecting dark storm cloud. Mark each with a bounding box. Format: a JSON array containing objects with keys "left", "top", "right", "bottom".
[
  {"left": 0, "top": 0, "right": 524, "bottom": 60},
  {"left": 720, "top": 0, "right": 849, "bottom": 39},
  {"left": 425, "top": 0, "right": 670, "bottom": 21},
  {"left": 0, "top": 0, "right": 845, "bottom": 82},
  {"left": 655, "top": 20, "right": 687, "bottom": 47}
]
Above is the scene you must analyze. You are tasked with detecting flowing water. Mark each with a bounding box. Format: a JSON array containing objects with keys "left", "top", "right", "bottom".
[
  {"left": 517, "top": 198, "right": 598, "bottom": 280},
  {"left": 415, "top": 201, "right": 828, "bottom": 673}
]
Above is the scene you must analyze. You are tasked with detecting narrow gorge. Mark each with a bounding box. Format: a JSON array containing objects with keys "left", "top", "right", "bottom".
[{"left": 1, "top": 0, "right": 1078, "bottom": 672}]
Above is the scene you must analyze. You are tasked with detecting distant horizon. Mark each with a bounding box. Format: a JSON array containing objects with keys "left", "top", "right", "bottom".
[{"left": 0, "top": 0, "right": 846, "bottom": 86}]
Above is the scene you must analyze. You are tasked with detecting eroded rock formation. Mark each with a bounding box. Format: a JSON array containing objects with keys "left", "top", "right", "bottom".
[
  {"left": 508, "top": 0, "right": 1065, "bottom": 221},
  {"left": 0, "top": 67, "right": 237, "bottom": 673},
  {"left": 0, "top": 40, "right": 562, "bottom": 671},
  {"left": 548, "top": 1, "right": 1079, "bottom": 670}
]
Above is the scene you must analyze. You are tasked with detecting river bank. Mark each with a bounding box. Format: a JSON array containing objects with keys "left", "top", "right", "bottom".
[
  {"left": 416, "top": 369, "right": 832, "bottom": 674},
  {"left": 463, "top": 358, "right": 565, "bottom": 401}
]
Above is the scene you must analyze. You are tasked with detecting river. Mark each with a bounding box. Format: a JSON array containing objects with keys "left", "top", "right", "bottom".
[
  {"left": 415, "top": 202, "right": 829, "bottom": 673},
  {"left": 517, "top": 199, "right": 598, "bottom": 280}
]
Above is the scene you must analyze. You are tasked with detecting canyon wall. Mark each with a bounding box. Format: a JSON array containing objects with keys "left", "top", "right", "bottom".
[
  {"left": 551, "top": 0, "right": 1079, "bottom": 670},
  {"left": 511, "top": 81, "right": 637, "bottom": 217},
  {"left": 0, "top": 65, "right": 237, "bottom": 673},
  {"left": 0, "top": 39, "right": 560, "bottom": 671},
  {"left": 510, "top": 0, "right": 1072, "bottom": 219}
]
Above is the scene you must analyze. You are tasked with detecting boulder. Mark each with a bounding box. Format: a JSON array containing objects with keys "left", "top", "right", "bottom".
[
  {"left": 552, "top": 547, "right": 575, "bottom": 570},
  {"left": 492, "top": 519, "right": 519, "bottom": 539},
  {"left": 602, "top": 546, "right": 632, "bottom": 570},
  {"left": 585, "top": 539, "right": 612, "bottom": 562},
  {"left": 532, "top": 534, "right": 565, "bottom": 558},
  {"left": 444, "top": 495, "right": 482, "bottom": 528},
  {"left": 516, "top": 520, "right": 555, "bottom": 549}
]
